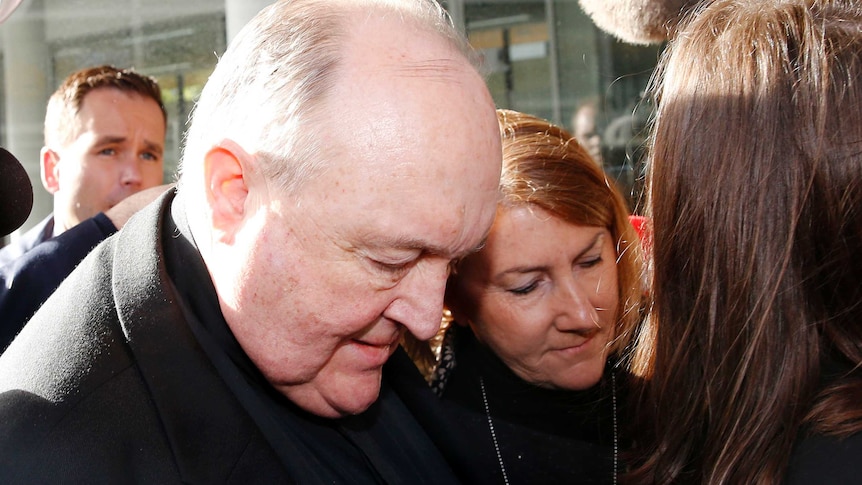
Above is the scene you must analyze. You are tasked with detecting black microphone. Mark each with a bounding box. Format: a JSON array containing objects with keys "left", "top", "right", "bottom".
[{"left": 0, "top": 147, "right": 33, "bottom": 237}]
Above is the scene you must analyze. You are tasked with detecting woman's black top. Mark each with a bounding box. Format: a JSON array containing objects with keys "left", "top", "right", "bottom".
[{"left": 387, "top": 325, "right": 622, "bottom": 484}]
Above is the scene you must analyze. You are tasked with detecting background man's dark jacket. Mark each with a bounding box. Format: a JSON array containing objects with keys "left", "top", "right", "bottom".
[
  {"left": 0, "top": 214, "right": 54, "bottom": 267},
  {"left": 0, "top": 212, "right": 116, "bottom": 350}
]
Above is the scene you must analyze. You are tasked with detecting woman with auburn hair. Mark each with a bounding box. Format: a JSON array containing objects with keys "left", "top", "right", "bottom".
[
  {"left": 629, "top": 0, "right": 862, "bottom": 483},
  {"left": 391, "top": 108, "right": 646, "bottom": 484}
]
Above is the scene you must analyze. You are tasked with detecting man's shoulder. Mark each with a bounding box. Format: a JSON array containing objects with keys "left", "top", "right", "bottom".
[
  {"left": 0, "top": 281, "right": 176, "bottom": 482},
  {"left": 0, "top": 363, "right": 178, "bottom": 483},
  {"left": 0, "top": 207, "right": 290, "bottom": 482},
  {"left": 0, "top": 201, "right": 173, "bottom": 413},
  {"left": 0, "top": 210, "right": 175, "bottom": 481},
  {"left": 0, "top": 191, "right": 169, "bottom": 428},
  {"left": 0, "top": 248, "right": 136, "bottom": 412}
]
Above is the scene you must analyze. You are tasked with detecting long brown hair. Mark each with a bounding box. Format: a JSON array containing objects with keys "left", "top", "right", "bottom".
[{"left": 630, "top": 0, "right": 862, "bottom": 483}]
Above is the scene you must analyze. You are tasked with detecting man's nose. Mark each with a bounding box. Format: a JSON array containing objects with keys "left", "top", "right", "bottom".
[
  {"left": 120, "top": 156, "right": 144, "bottom": 187},
  {"left": 385, "top": 258, "right": 450, "bottom": 341}
]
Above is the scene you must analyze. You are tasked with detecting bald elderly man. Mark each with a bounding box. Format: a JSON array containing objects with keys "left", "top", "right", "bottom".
[{"left": 0, "top": 0, "right": 502, "bottom": 482}]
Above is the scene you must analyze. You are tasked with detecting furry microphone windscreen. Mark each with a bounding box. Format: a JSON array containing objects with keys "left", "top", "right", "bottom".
[
  {"left": 578, "top": 0, "right": 702, "bottom": 45},
  {"left": 0, "top": 0, "right": 22, "bottom": 24},
  {"left": 0, "top": 147, "right": 33, "bottom": 237}
]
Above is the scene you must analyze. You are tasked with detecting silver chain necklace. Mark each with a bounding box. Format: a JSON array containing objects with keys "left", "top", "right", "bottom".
[{"left": 479, "top": 372, "right": 619, "bottom": 485}]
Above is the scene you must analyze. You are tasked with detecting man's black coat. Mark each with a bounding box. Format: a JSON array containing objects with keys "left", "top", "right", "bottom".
[{"left": 0, "top": 190, "right": 455, "bottom": 484}]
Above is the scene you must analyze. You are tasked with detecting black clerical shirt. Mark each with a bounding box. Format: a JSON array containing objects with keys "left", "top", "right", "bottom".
[{"left": 163, "top": 194, "right": 458, "bottom": 484}]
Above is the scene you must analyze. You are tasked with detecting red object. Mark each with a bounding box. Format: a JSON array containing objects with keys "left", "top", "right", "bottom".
[{"left": 628, "top": 215, "right": 651, "bottom": 255}]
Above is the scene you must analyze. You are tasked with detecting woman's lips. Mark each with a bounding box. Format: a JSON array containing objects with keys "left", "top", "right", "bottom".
[{"left": 552, "top": 328, "right": 601, "bottom": 354}]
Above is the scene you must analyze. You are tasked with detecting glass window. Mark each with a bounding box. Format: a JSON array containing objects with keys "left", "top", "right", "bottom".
[{"left": 451, "top": 0, "right": 661, "bottom": 209}]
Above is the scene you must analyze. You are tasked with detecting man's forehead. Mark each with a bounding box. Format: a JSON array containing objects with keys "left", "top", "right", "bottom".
[
  {"left": 381, "top": 56, "right": 470, "bottom": 79},
  {"left": 337, "top": 52, "right": 471, "bottom": 95},
  {"left": 341, "top": 11, "right": 469, "bottom": 77}
]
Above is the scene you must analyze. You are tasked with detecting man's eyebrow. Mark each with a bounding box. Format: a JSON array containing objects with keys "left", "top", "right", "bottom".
[
  {"left": 375, "top": 236, "right": 447, "bottom": 254},
  {"left": 93, "top": 136, "right": 164, "bottom": 156},
  {"left": 143, "top": 140, "right": 164, "bottom": 155},
  {"left": 366, "top": 233, "right": 488, "bottom": 260},
  {"left": 93, "top": 135, "right": 127, "bottom": 146}
]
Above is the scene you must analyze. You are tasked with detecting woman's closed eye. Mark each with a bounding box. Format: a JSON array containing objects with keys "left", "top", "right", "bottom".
[{"left": 577, "top": 256, "right": 602, "bottom": 270}]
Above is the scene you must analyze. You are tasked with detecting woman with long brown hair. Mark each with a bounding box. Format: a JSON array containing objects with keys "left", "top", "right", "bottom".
[
  {"left": 629, "top": 0, "right": 862, "bottom": 483},
  {"left": 392, "top": 108, "right": 646, "bottom": 483}
]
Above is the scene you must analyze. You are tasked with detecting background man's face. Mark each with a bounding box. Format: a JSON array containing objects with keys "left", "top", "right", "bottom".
[
  {"left": 215, "top": 17, "right": 502, "bottom": 418},
  {"left": 46, "top": 88, "right": 165, "bottom": 232},
  {"left": 574, "top": 105, "right": 602, "bottom": 165}
]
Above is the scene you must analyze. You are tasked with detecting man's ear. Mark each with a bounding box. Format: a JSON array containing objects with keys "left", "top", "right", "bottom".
[
  {"left": 40, "top": 147, "right": 60, "bottom": 194},
  {"left": 204, "top": 140, "right": 253, "bottom": 243}
]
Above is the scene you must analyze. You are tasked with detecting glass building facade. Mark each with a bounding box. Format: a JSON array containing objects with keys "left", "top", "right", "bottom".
[{"left": 1, "top": 0, "right": 661, "bottom": 236}]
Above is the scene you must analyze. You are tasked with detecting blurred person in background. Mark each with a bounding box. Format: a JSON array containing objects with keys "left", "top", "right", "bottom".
[{"left": 571, "top": 99, "right": 604, "bottom": 167}]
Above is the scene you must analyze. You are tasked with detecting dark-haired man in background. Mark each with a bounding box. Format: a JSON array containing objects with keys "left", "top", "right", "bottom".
[
  {"left": 0, "top": 65, "right": 166, "bottom": 266},
  {"left": 0, "top": 65, "right": 167, "bottom": 349}
]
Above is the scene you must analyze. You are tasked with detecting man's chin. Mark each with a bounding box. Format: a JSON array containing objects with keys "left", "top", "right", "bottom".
[{"left": 286, "top": 375, "right": 383, "bottom": 419}]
